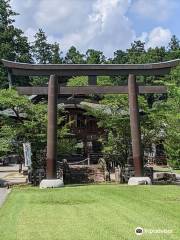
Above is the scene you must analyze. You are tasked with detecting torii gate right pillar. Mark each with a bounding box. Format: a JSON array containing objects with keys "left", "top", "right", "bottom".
[
  {"left": 47, "top": 75, "right": 58, "bottom": 179},
  {"left": 128, "top": 74, "right": 143, "bottom": 176}
]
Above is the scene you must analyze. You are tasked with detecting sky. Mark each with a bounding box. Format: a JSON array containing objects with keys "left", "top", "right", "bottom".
[{"left": 10, "top": 0, "right": 180, "bottom": 57}]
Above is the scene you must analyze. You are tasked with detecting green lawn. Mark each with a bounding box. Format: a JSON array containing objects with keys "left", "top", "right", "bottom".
[
  {"left": 0, "top": 185, "right": 180, "bottom": 240},
  {"left": 173, "top": 169, "right": 180, "bottom": 174}
]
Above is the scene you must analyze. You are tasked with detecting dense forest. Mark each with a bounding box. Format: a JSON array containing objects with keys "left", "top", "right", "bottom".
[{"left": 0, "top": 0, "right": 179, "bottom": 169}]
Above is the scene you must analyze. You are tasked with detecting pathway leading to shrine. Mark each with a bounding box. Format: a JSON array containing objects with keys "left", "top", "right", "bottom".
[{"left": 0, "top": 188, "right": 10, "bottom": 207}]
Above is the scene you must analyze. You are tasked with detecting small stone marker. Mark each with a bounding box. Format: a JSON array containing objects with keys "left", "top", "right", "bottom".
[
  {"left": 40, "top": 179, "right": 64, "bottom": 189},
  {"left": 128, "top": 177, "right": 151, "bottom": 185}
]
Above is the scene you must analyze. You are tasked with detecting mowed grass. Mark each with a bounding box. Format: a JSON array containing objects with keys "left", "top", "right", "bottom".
[{"left": 0, "top": 185, "right": 180, "bottom": 240}]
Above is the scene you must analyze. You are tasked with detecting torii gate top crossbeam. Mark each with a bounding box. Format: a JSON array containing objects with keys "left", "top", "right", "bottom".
[{"left": 2, "top": 59, "right": 180, "bottom": 76}]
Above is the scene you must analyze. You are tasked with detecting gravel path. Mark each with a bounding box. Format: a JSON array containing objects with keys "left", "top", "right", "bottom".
[
  {"left": 175, "top": 174, "right": 180, "bottom": 181},
  {"left": 0, "top": 164, "right": 27, "bottom": 186},
  {"left": 0, "top": 188, "right": 10, "bottom": 207}
]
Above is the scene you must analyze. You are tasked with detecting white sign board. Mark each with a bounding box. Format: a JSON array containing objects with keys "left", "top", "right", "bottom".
[{"left": 23, "top": 142, "right": 32, "bottom": 167}]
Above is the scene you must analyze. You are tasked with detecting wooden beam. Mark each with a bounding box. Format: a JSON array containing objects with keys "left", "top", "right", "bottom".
[
  {"left": 16, "top": 85, "right": 167, "bottom": 95},
  {"left": 2, "top": 59, "right": 180, "bottom": 76},
  {"left": 60, "top": 86, "right": 128, "bottom": 95},
  {"left": 4, "top": 67, "right": 172, "bottom": 77},
  {"left": 88, "top": 76, "right": 97, "bottom": 85},
  {"left": 17, "top": 87, "right": 48, "bottom": 95}
]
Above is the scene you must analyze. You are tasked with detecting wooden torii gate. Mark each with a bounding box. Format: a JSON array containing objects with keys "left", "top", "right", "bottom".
[{"left": 2, "top": 59, "right": 179, "bottom": 179}]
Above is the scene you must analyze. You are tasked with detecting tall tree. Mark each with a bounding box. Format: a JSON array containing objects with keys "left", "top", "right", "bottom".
[
  {"left": 32, "top": 29, "right": 52, "bottom": 64},
  {"left": 51, "top": 42, "right": 63, "bottom": 64},
  {"left": 112, "top": 50, "right": 128, "bottom": 64},
  {"left": 168, "top": 35, "right": 180, "bottom": 51},
  {"left": 86, "top": 49, "right": 105, "bottom": 64},
  {"left": 64, "top": 46, "right": 85, "bottom": 64},
  {"left": 0, "top": 0, "right": 31, "bottom": 88},
  {"left": 167, "top": 35, "right": 180, "bottom": 60},
  {"left": 111, "top": 50, "right": 128, "bottom": 85},
  {"left": 146, "top": 46, "right": 166, "bottom": 63},
  {"left": 127, "top": 40, "right": 146, "bottom": 64}
]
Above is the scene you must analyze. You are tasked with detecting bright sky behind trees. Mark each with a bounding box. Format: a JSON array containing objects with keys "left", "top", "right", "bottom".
[{"left": 11, "top": 0, "right": 180, "bottom": 57}]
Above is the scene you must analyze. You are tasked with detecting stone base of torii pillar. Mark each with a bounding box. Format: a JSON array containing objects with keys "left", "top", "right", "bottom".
[
  {"left": 40, "top": 179, "right": 64, "bottom": 189},
  {"left": 128, "top": 177, "right": 152, "bottom": 185}
]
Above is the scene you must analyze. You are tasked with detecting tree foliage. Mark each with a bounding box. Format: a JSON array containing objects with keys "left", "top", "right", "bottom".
[
  {"left": 0, "top": 0, "right": 32, "bottom": 87},
  {"left": 86, "top": 49, "right": 105, "bottom": 64},
  {"left": 64, "top": 46, "right": 85, "bottom": 64},
  {"left": 0, "top": 89, "right": 70, "bottom": 169},
  {"left": 32, "top": 29, "right": 52, "bottom": 64}
]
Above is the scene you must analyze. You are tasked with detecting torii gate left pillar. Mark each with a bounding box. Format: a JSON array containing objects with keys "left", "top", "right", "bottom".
[
  {"left": 47, "top": 75, "right": 58, "bottom": 179},
  {"left": 128, "top": 74, "right": 143, "bottom": 176}
]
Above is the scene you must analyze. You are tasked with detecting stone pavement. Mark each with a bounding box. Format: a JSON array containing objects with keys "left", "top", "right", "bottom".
[
  {"left": 0, "top": 188, "right": 11, "bottom": 207},
  {"left": 0, "top": 164, "right": 27, "bottom": 187},
  {"left": 0, "top": 165, "right": 27, "bottom": 207},
  {"left": 2, "top": 172, "right": 27, "bottom": 185}
]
